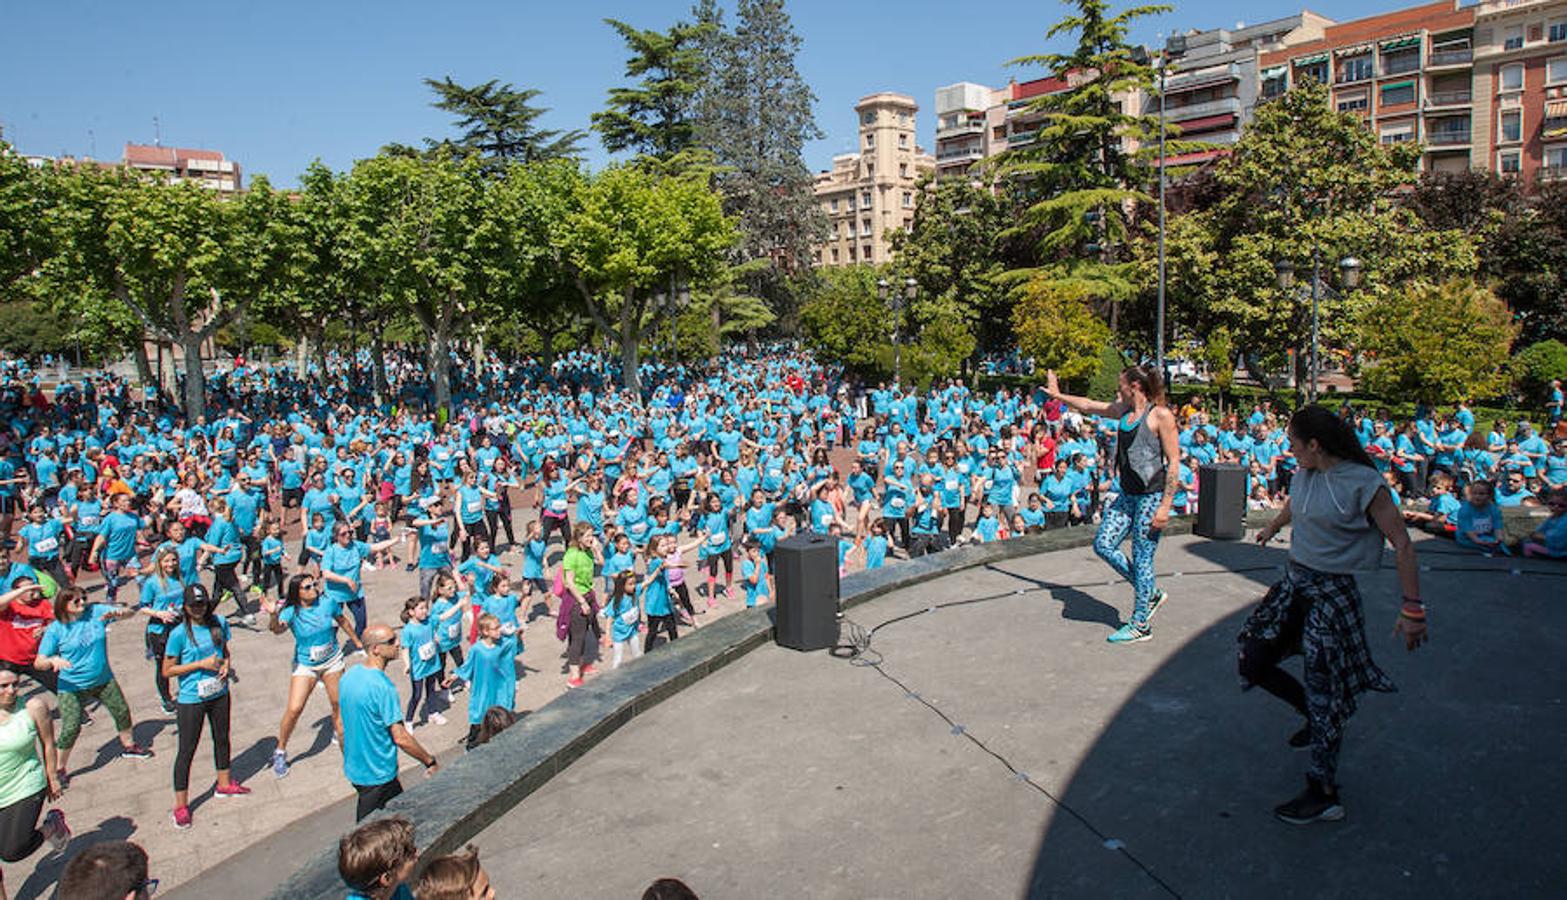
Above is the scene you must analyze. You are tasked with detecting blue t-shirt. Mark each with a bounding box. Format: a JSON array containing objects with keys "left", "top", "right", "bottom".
[
  {"left": 139, "top": 575, "right": 185, "bottom": 635},
  {"left": 38, "top": 603, "right": 116, "bottom": 692},
  {"left": 99, "top": 510, "right": 141, "bottom": 562},
  {"left": 164, "top": 617, "right": 232, "bottom": 704},
  {"left": 453, "top": 639, "right": 514, "bottom": 725},
  {"left": 340, "top": 664, "right": 403, "bottom": 786},
  {"left": 20, "top": 519, "right": 64, "bottom": 560},
  {"left": 399, "top": 618, "right": 442, "bottom": 680},
  {"left": 321, "top": 541, "right": 371, "bottom": 603},
  {"left": 418, "top": 522, "right": 452, "bottom": 570},
  {"left": 280, "top": 595, "right": 345, "bottom": 667},
  {"left": 742, "top": 557, "right": 769, "bottom": 607},
  {"left": 522, "top": 538, "right": 547, "bottom": 580}
]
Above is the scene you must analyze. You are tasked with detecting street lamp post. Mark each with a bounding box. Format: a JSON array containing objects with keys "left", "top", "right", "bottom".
[
  {"left": 1156, "top": 34, "right": 1187, "bottom": 378},
  {"left": 1274, "top": 252, "right": 1362, "bottom": 403},
  {"left": 901, "top": 277, "right": 917, "bottom": 387}
]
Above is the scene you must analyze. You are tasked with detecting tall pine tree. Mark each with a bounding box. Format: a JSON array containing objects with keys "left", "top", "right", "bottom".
[
  {"left": 995, "top": 0, "right": 1167, "bottom": 332},
  {"left": 593, "top": 18, "right": 714, "bottom": 163},
  {"left": 421, "top": 77, "right": 585, "bottom": 171},
  {"left": 694, "top": 0, "right": 826, "bottom": 324}
]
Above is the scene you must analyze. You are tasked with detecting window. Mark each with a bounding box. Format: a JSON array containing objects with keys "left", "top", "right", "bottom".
[
  {"left": 1502, "top": 63, "right": 1524, "bottom": 91},
  {"left": 1337, "top": 54, "right": 1373, "bottom": 83},
  {"left": 1337, "top": 93, "right": 1368, "bottom": 112},
  {"left": 1505, "top": 26, "right": 1524, "bottom": 50},
  {"left": 899, "top": 162, "right": 908, "bottom": 178},
  {"left": 831, "top": 248, "right": 840, "bottom": 263},
  {"left": 1499, "top": 150, "right": 1521, "bottom": 173},
  {"left": 866, "top": 163, "right": 874, "bottom": 176},
  {"left": 1380, "top": 124, "right": 1414, "bottom": 144},
  {"left": 830, "top": 198, "right": 839, "bottom": 213},
  {"left": 1381, "top": 48, "right": 1419, "bottom": 76},
  {"left": 1380, "top": 82, "right": 1416, "bottom": 106},
  {"left": 862, "top": 218, "right": 872, "bottom": 237},
  {"left": 902, "top": 191, "right": 913, "bottom": 209},
  {"left": 861, "top": 190, "right": 872, "bottom": 207},
  {"left": 1545, "top": 145, "right": 1567, "bottom": 170},
  {"left": 1550, "top": 56, "right": 1567, "bottom": 84},
  {"left": 900, "top": 112, "right": 909, "bottom": 125},
  {"left": 1262, "top": 75, "right": 1287, "bottom": 99},
  {"left": 865, "top": 133, "right": 875, "bottom": 148},
  {"left": 1297, "top": 61, "right": 1328, "bottom": 84},
  {"left": 1501, "top": 109, "right": 1523, "bottom": 143},
  {"left": 862, "top": 244, "right": 872, "bottom": 261},
  {"left": 898, "top": 132, "right": 909, "bottom": 149},
  {"left": 1552, "top": 20, "right": 1567, "bottom": 42},
  {"left": 861, "top": 112, "right": 874, "bottom": 125}
]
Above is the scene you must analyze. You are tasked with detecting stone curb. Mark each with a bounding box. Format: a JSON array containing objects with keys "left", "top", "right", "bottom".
[{"left": 272, "top": 519, "right": 1204, "bottom": 899}]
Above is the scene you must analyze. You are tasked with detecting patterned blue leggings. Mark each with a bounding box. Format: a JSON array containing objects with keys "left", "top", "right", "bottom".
[{"left": 1093, "top": 491, "right": 1164, "bottom": 628}]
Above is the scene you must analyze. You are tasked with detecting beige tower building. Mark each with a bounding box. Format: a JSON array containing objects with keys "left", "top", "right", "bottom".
[{"left": 812, "top": 92, "right": 935, "bottom": 268}]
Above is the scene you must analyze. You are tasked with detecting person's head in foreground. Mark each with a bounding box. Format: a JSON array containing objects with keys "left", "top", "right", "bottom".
[
  {"left": 340, "top": 816, "right": 417, "bottom": 900},
  {"left": 56, "top": 840, "right": 152, "bottom": 900}
]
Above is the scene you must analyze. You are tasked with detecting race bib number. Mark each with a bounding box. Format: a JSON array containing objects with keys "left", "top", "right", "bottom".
[
  {"left": 80, "top": 515, "right": 100, "bottom": 527},
  {"left": 1474, "top": 519, "right": 1494, "bottom": 535},
  {"left": 33, "top": 537, "right": 58, "bottom": 554},
  {"left": 708, "top": 532, "right": 725, "bottom": 546},
  {"left": 818, "top": 512, "right": 833, "bottom": 528},
  {"left": 417, "top": 641, "right": 436, "bottom": 661},
  {"left": 197, "top": 675, "right": 224, "bottom": 699},
  {"left": 619, "top": 607, "right": 639, "bottom": 625},
  {"left": 891, "top": 497, "right": 906, "bottom": 508},
  {"left": 945, "top": 479, "right": 959, "bottom": 492},
  {"left": 306, "top": 643, "right": 333, "bottom": 663},
  {"left": 465, "top": 500, "right": 482, "bottom": 515},
  {"left": 446, "top": 621, "right": 462, "bottom": 640},
  {"left": 500, "top": 623, "right": 518, "bottom": 637},
  {"left": 549, "top": 498, "right": 567, "bottom": 513},
  {"left": 630, "top": 521, "right": 647, "bottom": 535}
]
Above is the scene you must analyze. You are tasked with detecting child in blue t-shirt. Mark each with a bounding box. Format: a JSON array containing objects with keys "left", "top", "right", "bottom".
[
  {"left": 1455, "top": 480, "right": 1507, "bottom": 554},
  {"left": 1522, "top": 488, "right": 1567, "bottom": 559},
  {"left": 399, "top": 596, "right": 446, "bottom": 727},
  {"left": 740, "top": 542, "right": 770, "bottom": 608},
  {"left": 602, "top": 571, "right": 643, "bottom": 669},
  {"left": 259, "top": 518, "right": 286, "bottom": 603},
  {"left": 1404, "top": 472, "right": 1461, "bottom": 535}
]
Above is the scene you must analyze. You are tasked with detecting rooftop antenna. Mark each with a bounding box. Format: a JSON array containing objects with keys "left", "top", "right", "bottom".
[{"left": 153, "top": 115, "right": 161, "bottom": 147}]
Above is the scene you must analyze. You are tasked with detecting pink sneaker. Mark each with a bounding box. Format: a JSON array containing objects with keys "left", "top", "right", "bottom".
[
  {"left": 172, "top": 805, "right": 193, "bottom": 829},
  {"left": 215, "top": 782, "right": 252, "bottom": 798},
  {"left": 565, "top": 677, "right": 584, "bottom": 689},
  {"left": 41, "top": 808, "right": 70, "bottom": 852}
]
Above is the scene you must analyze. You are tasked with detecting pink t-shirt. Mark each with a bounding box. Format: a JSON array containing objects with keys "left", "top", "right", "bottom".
[{"left": 664, "top": 550, "right": 686, "bottom": 586}]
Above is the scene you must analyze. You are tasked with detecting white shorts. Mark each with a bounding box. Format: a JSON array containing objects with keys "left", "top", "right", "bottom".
[{"left": 292, "top": 650, "right": 346, "bottom": 679}]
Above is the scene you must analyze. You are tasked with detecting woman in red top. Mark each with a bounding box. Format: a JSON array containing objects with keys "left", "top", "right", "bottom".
[
  {"left": 1032, "top": 424, "right": 1058, "bottom": 486},
  {"left": 0, "top": 572, "right": 57, "bottom": 693}
]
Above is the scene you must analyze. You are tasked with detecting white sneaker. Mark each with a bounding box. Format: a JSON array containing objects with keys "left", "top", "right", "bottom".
[
  {"left": 243, "top": 613, "right": 257, "bottom": 626},
  {"left": 429, "top": 711, "right": 448, "bottom": 726}
]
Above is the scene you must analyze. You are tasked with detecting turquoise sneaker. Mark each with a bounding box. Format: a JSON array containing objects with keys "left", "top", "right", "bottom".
[
  {"left": 1145, "top": 589, "right": 1168, "bottom": 624},
  {"left": 1107, "top": 623, "right": 1152, "bottom": 644}
]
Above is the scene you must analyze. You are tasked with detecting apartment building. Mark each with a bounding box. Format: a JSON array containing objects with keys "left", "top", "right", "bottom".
[
  {"left": 123, "top": 142, "right": 243, "bottom": 192},
  {"left": 931, "top": 71, "right": 1131, "bottom": 184},
  {"left": 812, "top": 93, "right": 935, "bottom": 268},
  {"left": 1258, "top": 0, "right": 1477, "bottom": 173},
  {"left": 1472, "top": 0, "right": 1567, "bottom": 184},
  {"left": 1159, "top": 13, "right": 1331, "bottom": 167}
]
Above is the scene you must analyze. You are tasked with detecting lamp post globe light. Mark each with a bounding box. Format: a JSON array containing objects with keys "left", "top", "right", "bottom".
[
  {"left": 1156, "top": 33, "right": 1187, "bottom": 378},
  {"left": 1272, "top": 254, "right": 1362, "bottom": 402}
]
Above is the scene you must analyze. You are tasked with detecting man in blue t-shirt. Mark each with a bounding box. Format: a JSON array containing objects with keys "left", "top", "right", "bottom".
[{"left": 340, "top": 623, "right": 439, "bottom": 821}]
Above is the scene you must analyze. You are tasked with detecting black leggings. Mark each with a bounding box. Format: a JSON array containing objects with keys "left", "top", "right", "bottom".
[
  {"left": 540, "top": 514, "right": 570, "bottom": 548},
  {"left": 28, "top": 556, "right": 70, "bottom": 588},
  {"left": 212, "top": 563, "right": 248, "bottom": 617},
  {"left": 145, "top": 629, "right": 172, "bottom": 707},
  {"left": 489, "top": 503, "right": 516, "bottom": 547},
  {"left": 705, "top": 549, "right": 734, "bottom": 579},
  {"left": 406, "top": 672, "right": 444, "bottom": 723},
  {"left": 888, "top": 516, "right": 910, "bottom": 549},
  {"left": 259, "top": 562, "right": 284, "bottom": 599},
  {"left": 945, "top": 507, "right": 966, "bottom": 542},
  {"left": 440, "top": 645, "right": 465, "bottom": 679},
  {"left": 644, "top": 614, "right": 679, "bottom": 651},
  {"left": 671, "top": 582, "right": 696, "bottom": 618},
  {"left": 459, "top": 518, "right": 488, "bottom": 560},
  {"left": 173, "top": 693, "right": 232, "bottom": 792},
  {"left": 242, "top": 535, "right": 263, "bottom": 583},
  {"left": 0, "top": 787, "right": 46, "bottom": 863},
  {"left": 354, "top": 778, "right": 402, "bottom": 822}
]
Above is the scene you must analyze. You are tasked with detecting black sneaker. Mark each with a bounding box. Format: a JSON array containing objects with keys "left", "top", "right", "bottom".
[
  {"left": 1288, "top": 724, "right": 1311, "bottom": 750},
  {"left": 1274, "top": 776, "right": 1344, "bottom": 825}
]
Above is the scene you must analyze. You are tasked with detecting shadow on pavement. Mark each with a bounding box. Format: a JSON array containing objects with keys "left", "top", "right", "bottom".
[
  {"left": 12, "top": 815, "right": 137, "bottom": 900},
  {"left": 1024, "top": 538, "right": 1567, "bottom": 899}
]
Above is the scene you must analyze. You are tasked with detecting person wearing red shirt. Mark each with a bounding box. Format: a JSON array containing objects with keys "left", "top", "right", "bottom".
[
  {"left": 1032, "top": 425, "right": 1058, "bottom": 485},
  {"left": 0, "top": 570, "right": 57, "bottom": 693}
]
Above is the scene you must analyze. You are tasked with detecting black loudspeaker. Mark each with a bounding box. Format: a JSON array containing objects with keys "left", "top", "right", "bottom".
[
  {"left": 773, "top": 532, "right": 841, "bottom": 651},
  {"left": 1195, "top": 463, "right": 1246, "bottom": 540}
]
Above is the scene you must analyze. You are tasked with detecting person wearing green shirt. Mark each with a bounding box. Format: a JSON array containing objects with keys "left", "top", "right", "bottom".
[{"left": 557, "top": 522, "right": 602, "bottom": 689}]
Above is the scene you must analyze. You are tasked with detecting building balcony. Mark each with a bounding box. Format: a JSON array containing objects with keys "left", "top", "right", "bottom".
[
  {"left": 936, "top": 145, "right": 985, "bottom": 163},
  {"left": 1007, "top": 129, "right": 1040, "bottom": 146},
  {"left": 936, "top": 120, "right": 985, "bottom": 138},
  {"left": 1165, "top": 95, "right": 1242, "bottom": 123},
  {"left": 1427, "top": 129, "right": 1472, "bottom": 146},
  {"left": 1380, "top": 57, "right": 1421, "bottom": 78},
  {"left": 1539, "top": 164, "right": 1567, "bottom": 182},
  {"left": 1427, "top": 48, "right": 1473, "bottom": 68},
  {"left": 1425, "top": 89, "right": 1473, "bottom": 109}
]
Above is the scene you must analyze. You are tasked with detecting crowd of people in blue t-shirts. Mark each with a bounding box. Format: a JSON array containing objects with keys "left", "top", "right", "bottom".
[{"left": 0, "top": 343, "right": 1563, "bottom": 896}]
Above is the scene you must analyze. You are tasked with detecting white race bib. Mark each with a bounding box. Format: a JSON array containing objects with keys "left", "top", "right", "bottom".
[
  {"left": 306, "top": 643, "right": 332, "bottom": 663},
  {"left": 630, "top": 521, "right": 647, "bottom": 534},
  {"left": 417, "top": 641, "right": 436, "bottom": 661},
  {"left": 33, "top": 537, "right": 58, "bottom": 554},
  {"left": 446, "top": 621, "right": 462, "bottom": 640},
  {"left": 708, "top": 532, "right": 725, "bottom": 546},
  {"left": 944, "top": 479, "right": 959, "bottom": 492},
  {"left": 500, "top": 622, "right": 518, "bottom": 637},
  {"left": 619, "top": 606, "right": 639, "bottom": 624},
  {"left": 197, "top": 675, "right": 224, "bottom": 699},
  {"left": 891, "top": 497, "right": 906, "bottom": 508},
  {"left": 549, "top": 498, "right": 567, "bottom": 512},
  {"left": 465, "top": 500, "right": 481, "bottom": 515},
  {"left": 818, "top": 513, "right": 832, "bottom": 528}
]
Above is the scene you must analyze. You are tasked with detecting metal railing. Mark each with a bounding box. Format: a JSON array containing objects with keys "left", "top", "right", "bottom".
[
  {"left": 1426, "top": 90, "right": 1474, "bottom": 106},
  {"left": 1381, "top": 56, "right": 1421, "bottom": 76},
  {"left": 1428, "top": 48, "right": 1473, "bottom": 66},
  {"left": 1428, "top": 128, "right": 1472, "bottom": 145}
]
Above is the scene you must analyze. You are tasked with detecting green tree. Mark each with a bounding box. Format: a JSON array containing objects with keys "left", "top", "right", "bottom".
[
  {"left": 483, "top": 159, "right": 582, "bottom": 370},
  {"left": 889, "top": 177, "right": 1009, "bottom": 365},
  {"left": 45, "top": 165, "right": 295, "bottom": 420},
  {"left": 0, "top": 144, "right": 53, "bottom": 303},
  {"left": 695, "top": 0, "right": 826, "bottom": 322},
  {"left": 593, "top": 18, "right": 713, "bottom": 163},
  {"left": 560, "top": 164, "right": 735, "bottom": 397},
  {"left": 1512, "top": 339, "right": 1567, "bottom": 403},
  {"left": 346, "top": 153, "right": 490, "bottom": 413},
  {"left": 1355, "top": 280, "right": 1517, "bottom": 404},
  {"left": 1154, "top": 81, "right": 1475, "bottom": 386},
  {"left": 798, "top": 266, "right": 887, "bottom": 376},
  {"left": 422, "top": 77, "right": 585, "bottom": 170},
  {"left": 1012, "top": 276, "right": 1111, "bottom": 380}
]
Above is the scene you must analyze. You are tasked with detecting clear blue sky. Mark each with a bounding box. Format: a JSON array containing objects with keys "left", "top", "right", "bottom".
[{"left": 2, "top": 0, "right": 1420, "bottom": 187}]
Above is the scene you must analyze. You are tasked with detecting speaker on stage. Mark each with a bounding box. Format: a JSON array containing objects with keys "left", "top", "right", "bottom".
[
  {"left": 1195, "top": 463, "right": 1246, "bottom": 540},
  {"left": 773, "top": 531, "right": 840, "bottom": 651}
]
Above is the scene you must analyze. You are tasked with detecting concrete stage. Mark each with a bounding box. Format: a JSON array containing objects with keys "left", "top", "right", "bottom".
[{"left": 471, "top": 535, "right": 1566, "bottom": 899}]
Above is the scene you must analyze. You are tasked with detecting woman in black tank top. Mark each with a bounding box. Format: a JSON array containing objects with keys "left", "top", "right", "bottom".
[{"left": 1044, "top": 365, "right": 1180, "bottom": 644}]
